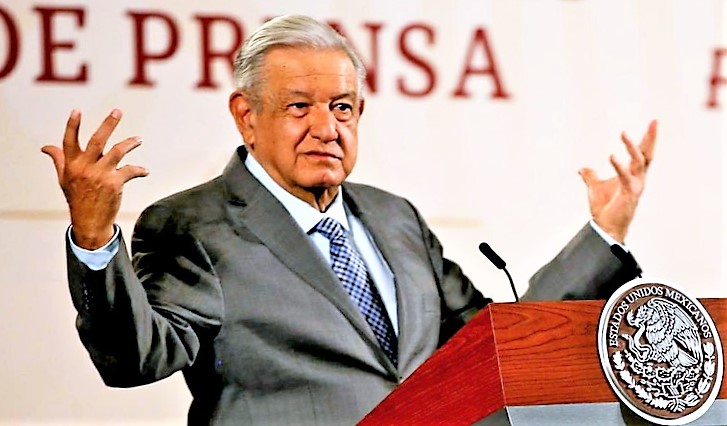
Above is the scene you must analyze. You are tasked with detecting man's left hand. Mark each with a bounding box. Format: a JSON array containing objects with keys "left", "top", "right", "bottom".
[{"left": 579, "top": 120, "right": 658, "bottom": 243}]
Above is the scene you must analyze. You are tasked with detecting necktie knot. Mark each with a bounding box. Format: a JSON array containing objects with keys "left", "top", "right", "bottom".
[{"left": 313, "top": 217, "right": 347, "bottom": 243}]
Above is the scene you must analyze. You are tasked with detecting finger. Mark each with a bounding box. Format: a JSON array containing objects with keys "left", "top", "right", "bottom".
[
  {"left": 609, "top": 155, "right": 633, "bottom": 188},
  {"left": 620, "top": 131, "right": 646, "bottom": 173},
  {"left": 578, "top": 167, "right": 600, "bottom": 187},
  {"left": 117, "top": 164, "right": 150, "bottom": 183},
  {"left": 100, "top": 136, "right": 143, "bottom": 168},
  {"left": 62, "top": 109, "right": 82, "bottom": 159},
  {"left": 638, "top": 120, "right": 658, "bottom": 167},
  {"left": 41, "top": 145, "right": 65, "bottom": 181},
  {"left": 85, "top": 109, "right": 123, "bottom": 158}
]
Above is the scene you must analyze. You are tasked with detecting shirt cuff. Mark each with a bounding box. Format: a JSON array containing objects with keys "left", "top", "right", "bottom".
[
  {"left": 588, "top": 219, "right": 628, "bottom": 251},
  {"left": 67, "top": 225, "right": 121, "bottom": 271}
]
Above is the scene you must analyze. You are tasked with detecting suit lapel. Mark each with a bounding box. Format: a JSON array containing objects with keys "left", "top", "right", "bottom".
[
  {"left": 343, "top": 185, "right": 420, "bottom": 372},
  {"left": 220, "top": 149, "right": 387, "bottom": 367}
]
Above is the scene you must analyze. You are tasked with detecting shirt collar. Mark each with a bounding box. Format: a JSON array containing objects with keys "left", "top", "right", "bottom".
[{"left": 244, "top": 152, "right": 350, "bottom": 233}]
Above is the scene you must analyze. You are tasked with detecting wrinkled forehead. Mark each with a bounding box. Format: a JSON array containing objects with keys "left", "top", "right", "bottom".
[{"left": 261, "top": 47, "right": 358, "bottom": 87}]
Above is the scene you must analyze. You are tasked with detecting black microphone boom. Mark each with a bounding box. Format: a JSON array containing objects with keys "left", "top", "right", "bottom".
[
  {"left": 478, "top": 242, "right": 519, "bottom": 302},
  {"left": 478, "top": 242, "right": 505, "bottom": 269}
]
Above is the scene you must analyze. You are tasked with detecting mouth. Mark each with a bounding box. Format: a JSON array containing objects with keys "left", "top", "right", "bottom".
[{"left": 303, "top": 151, "right": 342, "bottom": 161}]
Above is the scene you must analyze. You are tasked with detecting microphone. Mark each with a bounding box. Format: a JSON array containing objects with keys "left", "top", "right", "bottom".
[
  {"left": 609, "top": 244, "right": 643, "bottom": 278},
  {"left": 478, "top": 242, "right": 519, "bottom": 302}
]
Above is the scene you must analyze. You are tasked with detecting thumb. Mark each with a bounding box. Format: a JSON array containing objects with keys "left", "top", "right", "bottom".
[
  {"left": 578, "top": 167, "right": 599, "bottom": 188},
  {"left": 41, "top": 145, "right": 65, "bottom": 182}
]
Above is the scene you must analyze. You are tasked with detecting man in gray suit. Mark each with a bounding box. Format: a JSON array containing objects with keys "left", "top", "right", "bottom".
[{"left": 42, "top": 15, "right": 657, "bottom": 425}]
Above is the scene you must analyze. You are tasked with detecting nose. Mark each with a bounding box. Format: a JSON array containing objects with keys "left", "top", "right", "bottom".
[{"left": 309, "top": 108, "right": 338, "bottom": 143}]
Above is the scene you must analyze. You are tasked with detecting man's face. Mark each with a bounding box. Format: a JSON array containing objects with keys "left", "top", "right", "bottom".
[{"left": 231, "top": 47, "right": 363, "bottom": 200}]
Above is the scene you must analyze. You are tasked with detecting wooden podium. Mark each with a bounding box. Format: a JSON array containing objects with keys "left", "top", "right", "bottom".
[{"left": 359, "top": 299, "right": 727, "bottom": 425}]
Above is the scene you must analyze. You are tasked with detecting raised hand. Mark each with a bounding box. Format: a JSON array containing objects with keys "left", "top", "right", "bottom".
[
  {"left": 41, "top": 109, "right": 148, "bottom": 249},
  {"left": 578, "top": 120, "right": 658, "bottom": 243}
]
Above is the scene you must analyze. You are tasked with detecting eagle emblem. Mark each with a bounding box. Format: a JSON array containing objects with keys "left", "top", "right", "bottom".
[
  {"left": 622, "top": 298, "right": 702, "bottom": 369},
  {"left": 598, "top": 278, "right": 723, "bottom": 425}
]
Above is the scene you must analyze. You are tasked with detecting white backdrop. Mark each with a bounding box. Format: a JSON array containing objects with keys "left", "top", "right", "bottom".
[{"left": 1, "top": 0, "right": 726, "bottom": 423}]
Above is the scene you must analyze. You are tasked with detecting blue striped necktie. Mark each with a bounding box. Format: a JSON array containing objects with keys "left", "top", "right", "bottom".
[{"left": 314, "top": 217, "right": 398, "bottom": 366}]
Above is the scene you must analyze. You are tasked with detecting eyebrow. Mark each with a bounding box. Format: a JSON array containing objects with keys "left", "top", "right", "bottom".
[
  {"left": 331, "top": 91, "right": 357, "bottom": 102},
  {"left": 281, "top": 90, "right": 357, "bottom": 102}
]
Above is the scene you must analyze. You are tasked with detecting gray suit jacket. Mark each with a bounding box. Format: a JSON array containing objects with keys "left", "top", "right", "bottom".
[{"left": 66, "top": 147, "right": 637, "bottom": 425}]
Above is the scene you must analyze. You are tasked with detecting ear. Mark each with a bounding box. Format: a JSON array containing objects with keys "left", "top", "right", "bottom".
[
  {"left": 358, "top": 98, "right": 365, "bottom": 117},
  {"left": 229, "top": 91, "right": 257, "bottom": 147}
]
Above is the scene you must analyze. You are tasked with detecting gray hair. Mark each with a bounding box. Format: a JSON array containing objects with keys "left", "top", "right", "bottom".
[{"left": 233, "top": 15, "right": 367, "bottom": 108}]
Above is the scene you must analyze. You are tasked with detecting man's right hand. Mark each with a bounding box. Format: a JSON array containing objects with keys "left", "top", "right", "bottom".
[{"left": 41, "top": 109, "right": 148, "bottom": 250}]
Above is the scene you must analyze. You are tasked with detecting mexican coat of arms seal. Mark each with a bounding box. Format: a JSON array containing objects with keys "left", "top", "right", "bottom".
[{"left": 597, "top": 277, "right": 723, "bottom": 425}]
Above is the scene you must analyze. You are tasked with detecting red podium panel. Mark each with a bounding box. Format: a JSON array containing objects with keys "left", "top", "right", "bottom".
[{"left": 360, "top": 299, "right": 727, "bottom": 425}]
